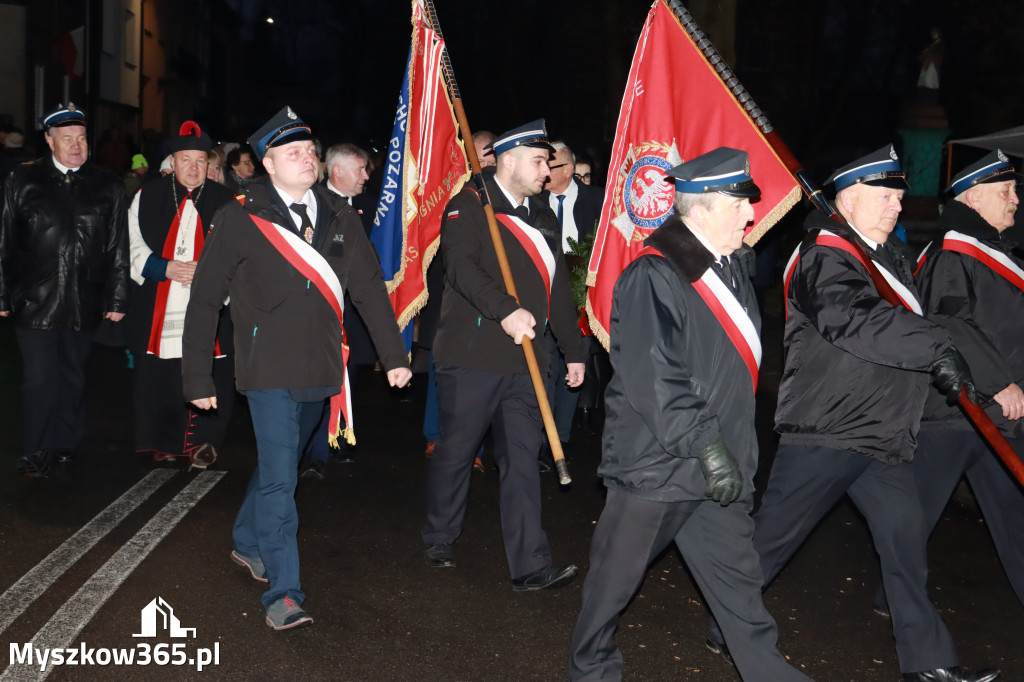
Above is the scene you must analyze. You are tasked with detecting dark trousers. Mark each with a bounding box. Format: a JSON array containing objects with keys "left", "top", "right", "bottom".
[
  {"left": 233, "top": 389, "right": 323, "bottom": 609},
  {"left": 711, "top": 444, "right": 958, "bottom": 673},
  {"left": 544, "top": 328, "right": 578, "bottom": 443},
  {"left": 422, "top": 365, "right": 551, "bottom": 579},
  {"left": 569, "top": 489, "right": 808, "bottom": 682},
  {"left": 14, "top": 327, "right": 95, "bottom": 455},
  {"left": 876, "top": 430, "right": 1024, "bottom": 609},
  {"left": 133, "top": 354, "right": 235, "bottom": 455}
]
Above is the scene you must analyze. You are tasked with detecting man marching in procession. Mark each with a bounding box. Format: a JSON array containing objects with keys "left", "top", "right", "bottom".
[
  {"left": 183, "top": 107, "right": 410, "bottom": 630},
  {"left": 882, "top": 150, "right": 1024, "bottom": 610},
  {"left": 127, "top": 121, "right": 236, "bottom": 467},
  {"left": 421, "top": 120, "right": 585, "bottom": 591},
  {"left": 568, "top": 148, "right": 809, "bottom": 682}
]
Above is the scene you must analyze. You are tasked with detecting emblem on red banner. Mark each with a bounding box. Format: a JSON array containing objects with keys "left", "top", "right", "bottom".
[{"left": 611, "top": 141, "right": 683, "bottom": 243}]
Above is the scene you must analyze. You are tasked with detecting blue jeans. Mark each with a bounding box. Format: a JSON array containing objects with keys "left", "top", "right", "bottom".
[{"left": 233, "top": 389, "right": 323, "bottom": 609}]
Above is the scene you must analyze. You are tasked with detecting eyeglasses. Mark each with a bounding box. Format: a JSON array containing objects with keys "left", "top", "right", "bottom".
[
  {"left": 574, "top": 172, "right": 591, "bottom": 182},
  {"left": 549, "top": 163, "right": 568, "bottom": 170}
]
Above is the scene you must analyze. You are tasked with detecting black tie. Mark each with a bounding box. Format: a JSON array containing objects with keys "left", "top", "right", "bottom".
[
  {"left": 513, "top": 204, "right": 529, "bottom": 222},
  {"left": 716, "top": 258, "right": 737, "bottom": 290},
  {"left": 289, "top": 202, "right": 314, "bottom": 244}
]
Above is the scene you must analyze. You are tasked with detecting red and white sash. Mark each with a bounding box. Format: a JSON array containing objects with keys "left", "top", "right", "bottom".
[
  {"left": 784, "top": 229, "right": 923, "bottom": 316},
  {"left": 493, "top": 213, "right": 556, "bottom": 312},
  {"left": 942, "top": 231, "right": 1024, "bottom": 293},
  {"left": 247, "top": 212, "right": 355, "bottom": 445},
  {"left": 637, "top": 246, "right": 761, "bottom": 393}
]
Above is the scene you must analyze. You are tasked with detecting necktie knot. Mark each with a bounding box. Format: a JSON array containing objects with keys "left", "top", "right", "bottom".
[{"left": 513, "top": 204, "right": 529, "bottom": 222}]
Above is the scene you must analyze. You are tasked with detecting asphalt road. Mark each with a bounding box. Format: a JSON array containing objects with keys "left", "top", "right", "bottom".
[{"left": 0, "top": 310, "right": 1022, "bottom": 682}]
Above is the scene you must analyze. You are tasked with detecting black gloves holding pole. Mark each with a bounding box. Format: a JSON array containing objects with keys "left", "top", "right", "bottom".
[{"left": 930, "top": 347, "right": 977, "bottom": 405}]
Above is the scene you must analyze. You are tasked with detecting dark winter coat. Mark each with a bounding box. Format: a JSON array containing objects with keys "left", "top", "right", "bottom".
[
  {"left": 598, "top": 214, "right": 760, "bottom": 502},
  {"left": 433, "top": 175, "right": 584, "bottom": 374},
  {"left": 916, "top": 200, "right": 1024, "bottom": 438},
  {"left": 181, "top": 176, "right": 407, "bottom": 400},
  {"left": 774, "top": 210, "right": 952, "bottom": 463},
  {"left": 0, "top": 157, "right": 129, "bottom": 330}
]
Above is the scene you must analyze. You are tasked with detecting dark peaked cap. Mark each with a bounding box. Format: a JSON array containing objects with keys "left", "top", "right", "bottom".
[{"left": 665, "top": 147, "right": 761, "bottom": 199}]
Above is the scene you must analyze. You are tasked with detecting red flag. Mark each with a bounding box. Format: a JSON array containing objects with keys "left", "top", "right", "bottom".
[
  {"left": 370, "top": 0, "right": 470, "bottom": 347},
  {"left": 586, "top": 0, "right": 800, "bottom": 348}
]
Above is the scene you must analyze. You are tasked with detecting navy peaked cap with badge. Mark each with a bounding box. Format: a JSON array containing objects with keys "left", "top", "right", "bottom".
[
  {"left": 249, "top": 106, "right": 314, "bottom": 160},
  {"left": 665, "top": 147, "right": 761, "bottom": 199},
  {"left": 485, "top": 119, "right": 556, "bottom": 156},
  {"left": 947, "top": 149, "right": 1021, "bottom": 196},
  {"left": 168, "top": 121, "right": 212, "bottom": 154},
  {"left": 826, "top": 144, "right": 909, "bottom": 192},
  {"left": 40, "top": 102, "right": 87, "bottom": 131}
]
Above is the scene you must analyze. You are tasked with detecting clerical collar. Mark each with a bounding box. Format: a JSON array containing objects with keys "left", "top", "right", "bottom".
[
  {"left": 52, "top": 156, "right": 81, "bottom": 174},
  {"left": 681, "top": 219, "right": 726, "bottom": 264},
  {"left": 848, "top": 224, "right": 879, "bottom": 251},
  {"left": 494, "top": 176, "right": 528, "bottom": 213},
  {"left": 272, "top": 183, "right": 318, "bottom": 229}
]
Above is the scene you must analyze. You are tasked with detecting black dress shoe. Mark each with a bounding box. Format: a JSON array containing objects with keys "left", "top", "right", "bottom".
[
  {"left": 300, "top": 461, "right": 326, "bottom": 480},
  {"left": 424, "top": 543, "right": 455, "bottom": 568},
  {"left": 902, "top": 666, "right": 1000, "bottom": 682},
  {"left": 705, "top": 637, "right": 734, "bottom": 666},
  {"left": 511, "top": 564, "right": 578, "bottom": 592},
  {"left": 50, "top": 449, "right": 75, "bottom": 463},
  {"left": 15, "top": 451, "right": 52, "bottom": 478}
]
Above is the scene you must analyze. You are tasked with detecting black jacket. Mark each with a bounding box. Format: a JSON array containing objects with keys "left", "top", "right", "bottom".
[
  {"left": 598, "top": 214, "right": 760, "bottom": 501},
  {"left": 0, "top": 156, "right": 129, "bottom": 330},
  {"left": 433, "top": 175, "right": 584, "bottom": 374},
  {"left": 539, "top": 177, "right": 604, "bottom": 247},
  {"left": 182, "top": 177, "right": 407, "bottom": 399},
  {"left": 916, "top": 200, "right": 1024, "bottom": 438},
  {"left": 775, "top": 211, "right": 952, "bottom": 463}
]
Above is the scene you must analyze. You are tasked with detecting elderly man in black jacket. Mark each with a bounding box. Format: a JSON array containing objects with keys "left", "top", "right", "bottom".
[
  {"left": 182, "top": 107, "right": 410, "bottom": 631},
  {"left": 706, "top": 146, "right": 998, "bottom": 682},
  {"left": 421, "top": 120, "right": 584, "bottom": 591},
  {"left": 0, "top": 103, "right": 129, "bottom": 477},
  {"left": 568, "top": 148, "right": 809, "bottom": 682},
  {"left": 875, "top": 151, "right": 1024, "bottom": 613}
]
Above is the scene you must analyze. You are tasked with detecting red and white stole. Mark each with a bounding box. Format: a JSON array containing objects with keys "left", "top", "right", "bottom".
[
  {"left": 148, "top": 194, "right": 219, "bottom": 357},
  {"left": 942, "top": 231, "right": 1024, "bottom": 293},
  {"left": 493, "top": 213, "right": 557, "bottom": 313},
  {"left": 637, "top": 246, "right": 761, "bottom": 393},
  {"left": 247, "top": 212, "right": 354, "bottom": 446},
  {"left": 784, "top": 229, "right": 923, "bottom": 316}
]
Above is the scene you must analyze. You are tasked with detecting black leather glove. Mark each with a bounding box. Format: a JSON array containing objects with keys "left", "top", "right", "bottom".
[
  {"left": 930, "top": 347, "right": 977, "bottom": 405},
  {"left": 697, "top": 438, "right": 742, "bottom": 506}
]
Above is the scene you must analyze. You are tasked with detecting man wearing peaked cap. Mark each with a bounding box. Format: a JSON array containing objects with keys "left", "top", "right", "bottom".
[
  {"left": 422, "top": 118, "right": 585, "bottom": 590},
  {"left": 125, "top": 121, "right": 236, "bottom": 470},
  {"left": 181, "top": 106, "right": 410, "bottom": 631},
  {"left": 569, "top": 148, "right": 809, "bottom": 681},
  {"left": 874, "top": 149, "right": 1024, "bottom": 617},
  {"left": 708, "top": 145, "right": 1000, "bottom": 682},
  {"left": 1, "top": 102, "right": 129, "bottom": 478}
]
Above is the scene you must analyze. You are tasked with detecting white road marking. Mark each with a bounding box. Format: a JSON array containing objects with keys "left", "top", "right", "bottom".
[
  {"left": 1, "top": 471, "right": 226, "bottom": 681},
  {"left": 0, "top": 469, "right": 177, "bottom": 635}
]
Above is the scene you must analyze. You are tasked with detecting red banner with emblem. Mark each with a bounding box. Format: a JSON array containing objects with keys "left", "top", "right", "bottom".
[{"left": 585, "top": 0, "right": 801, "bottom": 348}]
